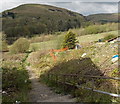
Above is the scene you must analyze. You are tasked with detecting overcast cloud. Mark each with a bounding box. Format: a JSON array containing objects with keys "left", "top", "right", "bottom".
[{"left": 1, "top": 0, "right": 119, "bottom": 15}]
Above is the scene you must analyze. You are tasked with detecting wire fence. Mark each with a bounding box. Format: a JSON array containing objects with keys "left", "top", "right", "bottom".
[{"left": 47, "top": 73, "right": 120, "bottom": 98}]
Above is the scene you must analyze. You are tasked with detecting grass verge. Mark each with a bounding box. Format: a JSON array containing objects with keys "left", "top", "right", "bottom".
[{"left": 2, "top": 53, "right": 31, "bottom": 103}]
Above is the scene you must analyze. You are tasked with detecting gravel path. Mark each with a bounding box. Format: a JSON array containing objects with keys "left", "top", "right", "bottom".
[{"left": 26, "top": 66, "right": 76, "bottom": 102}]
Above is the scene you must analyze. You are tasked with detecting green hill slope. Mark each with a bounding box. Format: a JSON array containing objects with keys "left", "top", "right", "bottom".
[
  {"left": 2, "top": 4, "right": 87, "bottom": 39},
  {"left": 86, "top": 13, "right": 119, "bottom": 23}
]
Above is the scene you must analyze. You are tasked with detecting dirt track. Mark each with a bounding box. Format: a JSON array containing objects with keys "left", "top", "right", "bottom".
[{"left": 26, "top": 66, "right": 76, "bottom": 102}]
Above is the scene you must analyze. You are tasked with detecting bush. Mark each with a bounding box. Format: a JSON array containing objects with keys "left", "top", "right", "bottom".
[
  {"left": 80, "top": 23, "right": 118, "bottom": 35},
  {"left": 84, "top": 25, "right": 103, "bottom": 34},
  {"left": 2, "top": 67, "right": 30, "bottom": 102},
  {"left": 0, "top": 41, "right": 8, "bottom": 52},
  {"left": 103, "top": 34, "right": 116, "bottom": 41},
  {"left": 62, "top": 31, "right": 78, "bottom": 49},
  {"left": 104, "top": 34, "right": 116, "bottom": 41},
  {"left": 10, "top": 38, "right": 30, "bottom": 53},
  {"left": 98, "top": 34, "right": 116, "bottom": 42},
  {"left": 0, "top": 33, "right": 8, "bottom": 52}
]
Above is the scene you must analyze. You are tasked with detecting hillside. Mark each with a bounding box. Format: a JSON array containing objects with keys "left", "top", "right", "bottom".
[
  {"left": 2, "top": 4, "right": 87, "bottom": 39},
  {"left": 26, "top": 30, "right": 119, "bottom": 102},
  {"left": 87, "top": 13, "right": 119, "bottom": 23}
]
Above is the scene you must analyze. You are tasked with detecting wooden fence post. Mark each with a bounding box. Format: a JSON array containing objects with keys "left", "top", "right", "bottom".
[
  {"left": 63, "top": 75, "right": 66, "bottom": 93},
  {"left": 91, "top": 78, "right": 95, "bottom": 101},
  {"left": 48, "top": 73, "right": 50, "bottom": 83},
  {"left": 73, "top": 75, "right": 76, "bottom": 96},
  {"left": 55, "top": 74, "right": 58, "bottom": 87}
]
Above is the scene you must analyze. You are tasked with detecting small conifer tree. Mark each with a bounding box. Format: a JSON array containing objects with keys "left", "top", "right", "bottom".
[{"left": 62, "top": 31, "right": 78, "bottom": 49}]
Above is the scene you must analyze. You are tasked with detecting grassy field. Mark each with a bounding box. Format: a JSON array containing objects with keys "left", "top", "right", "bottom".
[
  {"left": 28, "top": 41, "right": 119, "bottom": 102},
  {"left": 77, "top": 31, "right": 118, "bottom": 43},
  {"left": 29, "top": 34, "right": 65, "bottom": 51},
  {"left": 29, "top": 30, "right": 118, "bottom": 51},
  {"left": 26, "top": 29, "right": 119, "bottom": 102},
  {"left": 29, "top": 41, "right": 118, "bottom": 77}
]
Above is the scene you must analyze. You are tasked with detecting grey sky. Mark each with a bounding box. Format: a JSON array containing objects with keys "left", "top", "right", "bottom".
[{"left": 1, "top": 0, "right": 119, "bottom": 15}]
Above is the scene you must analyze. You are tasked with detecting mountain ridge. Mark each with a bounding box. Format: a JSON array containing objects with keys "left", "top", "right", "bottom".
[
  {"left": 2, "top": 4, "right": 87, "bottom": 40},
  {"left": 86, "top": 13, "right": 119, "bottom": 23},
  {"left": 1, "top": 4, "right": 119, "bottom": 42}
]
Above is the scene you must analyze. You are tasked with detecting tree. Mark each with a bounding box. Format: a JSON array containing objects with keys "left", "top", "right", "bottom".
[{"left": 62, "top": 31, "right": 78, "bottom": 49}]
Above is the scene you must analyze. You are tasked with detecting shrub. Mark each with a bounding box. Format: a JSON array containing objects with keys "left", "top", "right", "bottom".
[
  {"left": 103, "top": 34, "right": 116, "bottom": 41},
  {"left": 10, "top": 38, "right": 30, "bottom": 53},
  {"left": 0, "top": 41, "right": 8, "bottom": 52},
  {"left": 0, "top": 33, "right": 8, "bottom": 52},
  {"left": 62, "top": 31, "right": 78, "bottom": 49},
  {"left": 2, "top": 67, "right": 31, "bottom": 102},
  {"left": 84, "top": 25, "right": 102, "bottom": 34},
  {"left": 81, "top": 23, "right": 118, "bottom": 35}
]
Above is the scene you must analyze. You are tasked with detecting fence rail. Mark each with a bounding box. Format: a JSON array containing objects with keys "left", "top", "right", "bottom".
[
  {"left": 48, "top": 73, "right": 120, "bottom": 97},
  {"left": 49, "top": 73, "right": 120, "bottom": 80}
]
